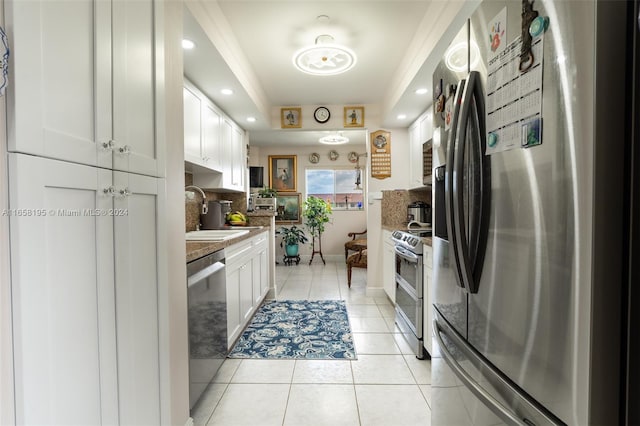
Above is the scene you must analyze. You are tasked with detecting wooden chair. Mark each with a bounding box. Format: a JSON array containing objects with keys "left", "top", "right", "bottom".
[
  {"left": 346, "top": 249, "right": 367, "bottom": 288},
  {"left": 344, "top": 230, "right": 367, "bottom": 262}
]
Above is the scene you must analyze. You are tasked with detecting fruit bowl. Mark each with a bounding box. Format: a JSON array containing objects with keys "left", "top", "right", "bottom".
[{"left": 229, "top": 221, "right": 247, "bottom": 226}]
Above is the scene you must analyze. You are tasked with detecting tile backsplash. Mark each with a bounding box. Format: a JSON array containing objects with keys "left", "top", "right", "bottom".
[
  {"left": 381, "top": 188, "right": 431, "bottom": 228},
  {"left": 185, "top": 172, "right": 247, "bottom": 232}
]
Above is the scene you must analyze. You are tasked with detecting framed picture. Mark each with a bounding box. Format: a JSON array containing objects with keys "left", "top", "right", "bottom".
[
  {"left": 281, "top": 107, "right": 302, "bottom": 128},
  {"left": 275, "top": 193, "right": 302, "bottom": 224},
  {"left": 268, "top": 155, "right": 297, "bottom": 192},
  {"left": 344, "top": 106, "right": 364, "bottom": 127}
]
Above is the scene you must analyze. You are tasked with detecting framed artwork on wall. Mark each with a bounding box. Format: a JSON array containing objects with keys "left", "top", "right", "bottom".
[
  {"left": 275, "top": 193, "right": 302, "bottom": 224},
  {"left": 344, "top": 106, "right": 364, "bottom": 127},
  {"left": 268, "top": 155, "right": 297, "bottom": 192},
  {"left": 281, "top": 107, "right": 302, "bottom": 128}
]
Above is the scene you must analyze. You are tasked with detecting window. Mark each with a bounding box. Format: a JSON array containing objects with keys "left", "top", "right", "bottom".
[{"left": 306, "top": 168, "right": 364, "bottom": 210}]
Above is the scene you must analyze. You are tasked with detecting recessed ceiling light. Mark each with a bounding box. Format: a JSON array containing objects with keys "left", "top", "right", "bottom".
[
  {"left": 415, "top": 88, "right": 428, "bottom": 95},
  {"left": 397, "top": 114, "right": 407, "bottom": 120},
  {"left": 246, "top": 117, "right": 256, "bottom": 122},
  {"left": 182, "top": 39, "right": 196, "bottom": 50},
  {"left": 220, "top": 88, "right": 234, "bottom": 95},
  {"left": 316, "top": 14, "right": 330, "bottom": 22}
]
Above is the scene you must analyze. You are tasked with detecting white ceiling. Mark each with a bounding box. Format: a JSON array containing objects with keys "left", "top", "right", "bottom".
[{"left": 182, "top": 0, "right": 476, "bottom": 147}]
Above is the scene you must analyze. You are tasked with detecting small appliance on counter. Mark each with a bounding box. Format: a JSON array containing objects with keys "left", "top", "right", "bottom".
[
  {"left": 254, "top": 197, "right": 276, "bottom": 211},
  {"left": 407, "top": 201, "right": 431, "bottom": 226},
  {"left": 200, "top": 200, "right": 232, "bottom": 229}
]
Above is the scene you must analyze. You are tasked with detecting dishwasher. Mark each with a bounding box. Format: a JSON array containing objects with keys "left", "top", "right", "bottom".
[{"left": 187, "top": 249, "right": 227, "bottom": 410}]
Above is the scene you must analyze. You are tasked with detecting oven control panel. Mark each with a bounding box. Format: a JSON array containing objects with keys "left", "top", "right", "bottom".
[{"left": 392, "top": 230, "right": 424, "bottom": 254}]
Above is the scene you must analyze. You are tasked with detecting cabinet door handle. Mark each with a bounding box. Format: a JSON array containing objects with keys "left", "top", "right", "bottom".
[
  {"left": 103, "top": 186, "right": 116, "bottom": 196},
  {"left": 117, "top": 145, "right": 131, "bottom": 155},
  {"left": 117, "top": 187, "right": 131, "bottom": 198},
  {"left": 100, "top": 140, "right": 115, "bottom": 151}
]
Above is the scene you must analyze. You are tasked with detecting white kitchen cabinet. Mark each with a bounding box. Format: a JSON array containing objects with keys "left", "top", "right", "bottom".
[
  {"left": 7, "top": 0, "right": 165, "bottom": 178},
  {"left": 8, "top": 153, "right": 166, "bottom": 425},
  {"left": 423, "top": 243, "right": 433, "bottom": 355},
  {"left": 183, "top": 85, "right": 203, "bottom": 164},
  {"left": 225, "top": 239, "right": 252, "bottom": 347},
  {"left": 113, "top": 171, "right": 165, "bottom": 425},
  {"left": 183, "top": 80, "right": 223, "bottom": 171},
  {"left": 8, "top": 154, "right": 118, "bottom": 425},
  {"left": 239, "top": 262, "right": 253, "bottom": 323},
  {"left": 382, "top": 230, "right": 397, "bottom": 303},
  {"left": 202, "top": 102, "right": 223, "bottom": 171},
  {"left": 185, "top": 82, "right": 246, "bottom": 192},
  {"left": 408, "top": 108, "right": 433, "bottom": 188},
  {"left": 252, "top": 234, "right": 269, "bottom": 305},
  {"left": 225, "top": 231, "right": 270, "bottom": 348}
]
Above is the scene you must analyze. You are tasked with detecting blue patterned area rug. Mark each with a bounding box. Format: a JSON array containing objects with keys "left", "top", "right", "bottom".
[{"left": 228, "top": 300, "right": 356, "bottom": 360}]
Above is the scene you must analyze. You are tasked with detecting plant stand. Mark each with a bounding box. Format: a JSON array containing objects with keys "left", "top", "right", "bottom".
[
  {"left": 309, "top": 234, "right": 326, "bottom": 265},
  {"left": 282, "top": 254, "right": 301, "bottom": 266}
]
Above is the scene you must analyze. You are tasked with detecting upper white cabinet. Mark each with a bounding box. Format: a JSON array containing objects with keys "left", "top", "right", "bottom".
[
  {"left": 183, "top": 80, "right": 222, "bottom": 170},
  {"left": 6, "top": 0, "right": 165, "bottom": 178},
  {"left": 408, "top": 108, "right": 433, "bottom": 188},
  {"left": 185, "top": 80, "right": 246, "bottom": 192}
]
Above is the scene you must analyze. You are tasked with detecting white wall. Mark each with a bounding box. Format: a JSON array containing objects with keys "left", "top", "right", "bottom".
[
  {"left": 252, "top": 145, "right": 367, "bottom": 261},
  {"left": 0, "top": 0, "right": 15, "bottom": 421},
  {"left": 364, "top": 127, "right": 411, "bottom": 289},
  {"left": 161, "top": 3, "right": 191, "bottom": 424}
]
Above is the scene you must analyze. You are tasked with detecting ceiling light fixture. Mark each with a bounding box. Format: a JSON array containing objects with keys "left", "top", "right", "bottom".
[
  {"left": 319, "top": 132, "right": 349, "bottom": 145},
  {"left": 293, "top": 35, "right": 357, "bottom": 76},
  {"left": 182, "top": 39, "right": 196, "bottom": 50},
  {"left": 246, "top": 117, "right": 256, "bottom": 122},
  {"left": 397, "top": 114, "right": 407, "bottom": 120},
  {"left": 415, "top": 88, "right": 428, "bottom": 95},
  {"left": 220, "top": 88, "right": 234, "bottom": 95},
  {"left": 444, "top": 40, "right": 480, "bottom": 72}
]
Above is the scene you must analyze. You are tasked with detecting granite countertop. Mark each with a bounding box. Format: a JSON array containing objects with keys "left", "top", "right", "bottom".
[
  {"left": 382, "top": 224, "right": 432, "bottom": 247},
  {"left": 186, "top": 227, "right": 268, "bottom": 263},
  {"left": 246, "top": 210, "right": 276, "bottom": 217}
]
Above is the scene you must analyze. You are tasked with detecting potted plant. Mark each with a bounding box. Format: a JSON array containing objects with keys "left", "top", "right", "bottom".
[
  {"left": 276, "top": 225, "right": 308, "bottom": 257},
  {"left": 258, "top": 186, "right": 277, "bottom": 198},
  {"left": 302, "top": 196, "right": 333, "bottom": 264}
]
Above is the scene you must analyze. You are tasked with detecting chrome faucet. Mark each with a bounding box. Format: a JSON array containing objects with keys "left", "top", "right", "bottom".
[{"left": 185, "top": 185, "right": 208, "bottom": 215}]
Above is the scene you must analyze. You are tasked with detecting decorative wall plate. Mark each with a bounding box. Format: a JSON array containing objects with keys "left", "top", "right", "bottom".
[
  {"left": 309, "top": 152, "right": 320, "bottom": 164},
  {"left": 328, "top": 150, "right": 339, "bottom": 161},
  {"left": 347, "top": 151, "right": 358, "bottom": 163}
]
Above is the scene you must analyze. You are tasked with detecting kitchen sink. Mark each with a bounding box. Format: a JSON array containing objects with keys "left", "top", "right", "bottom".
[{"left": 185, "top": 229, "right": 250, "bottom": 241}]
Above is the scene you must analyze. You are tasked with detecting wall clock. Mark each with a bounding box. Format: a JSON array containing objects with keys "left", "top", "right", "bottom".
[{"left": 313, "top": 106, "right": 331, "bottom": 124}]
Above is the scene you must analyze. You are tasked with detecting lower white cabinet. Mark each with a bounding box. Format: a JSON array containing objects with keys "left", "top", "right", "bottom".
[
  {"left": 8, "top": 153, "right": 165, "bottom": 425},
  {"left": 382, "top": 230, "right": 396, "bottom": 302},
  {"left": 225, "top": 231, "right": 270, "bottom": 348}
]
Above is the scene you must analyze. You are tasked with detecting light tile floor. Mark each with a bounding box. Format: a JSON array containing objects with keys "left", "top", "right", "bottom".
[{"left": 192, "top": 259, "right": 432, "bottom": 426}]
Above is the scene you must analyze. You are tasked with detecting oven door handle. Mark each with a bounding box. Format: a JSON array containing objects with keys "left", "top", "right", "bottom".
[
  {"left": 394, "top": 245, "right": 419, "bottom": 263},
  {"left": 187, "top": 261, "right": 226, "bottom": 287}
]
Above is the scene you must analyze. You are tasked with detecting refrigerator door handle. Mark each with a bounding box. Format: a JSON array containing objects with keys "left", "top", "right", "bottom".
[
  {"left": 433, "top": 320, "right": 529, "bottom": 426},
  {"left": 452, "top": 70, "right": 490, "bottom": 294},
  {"left": 445, "top": 79, "right": 467, "bottom": 290}
]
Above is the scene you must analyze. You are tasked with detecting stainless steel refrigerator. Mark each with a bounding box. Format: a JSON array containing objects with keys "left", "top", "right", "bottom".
[{"left": 431, "top": 0, "right": 629, "bottom": 424}]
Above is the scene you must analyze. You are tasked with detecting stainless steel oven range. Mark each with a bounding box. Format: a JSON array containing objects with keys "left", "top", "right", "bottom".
[{"left": 392, "top": 229, "right": 431, "bottom": 359}]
